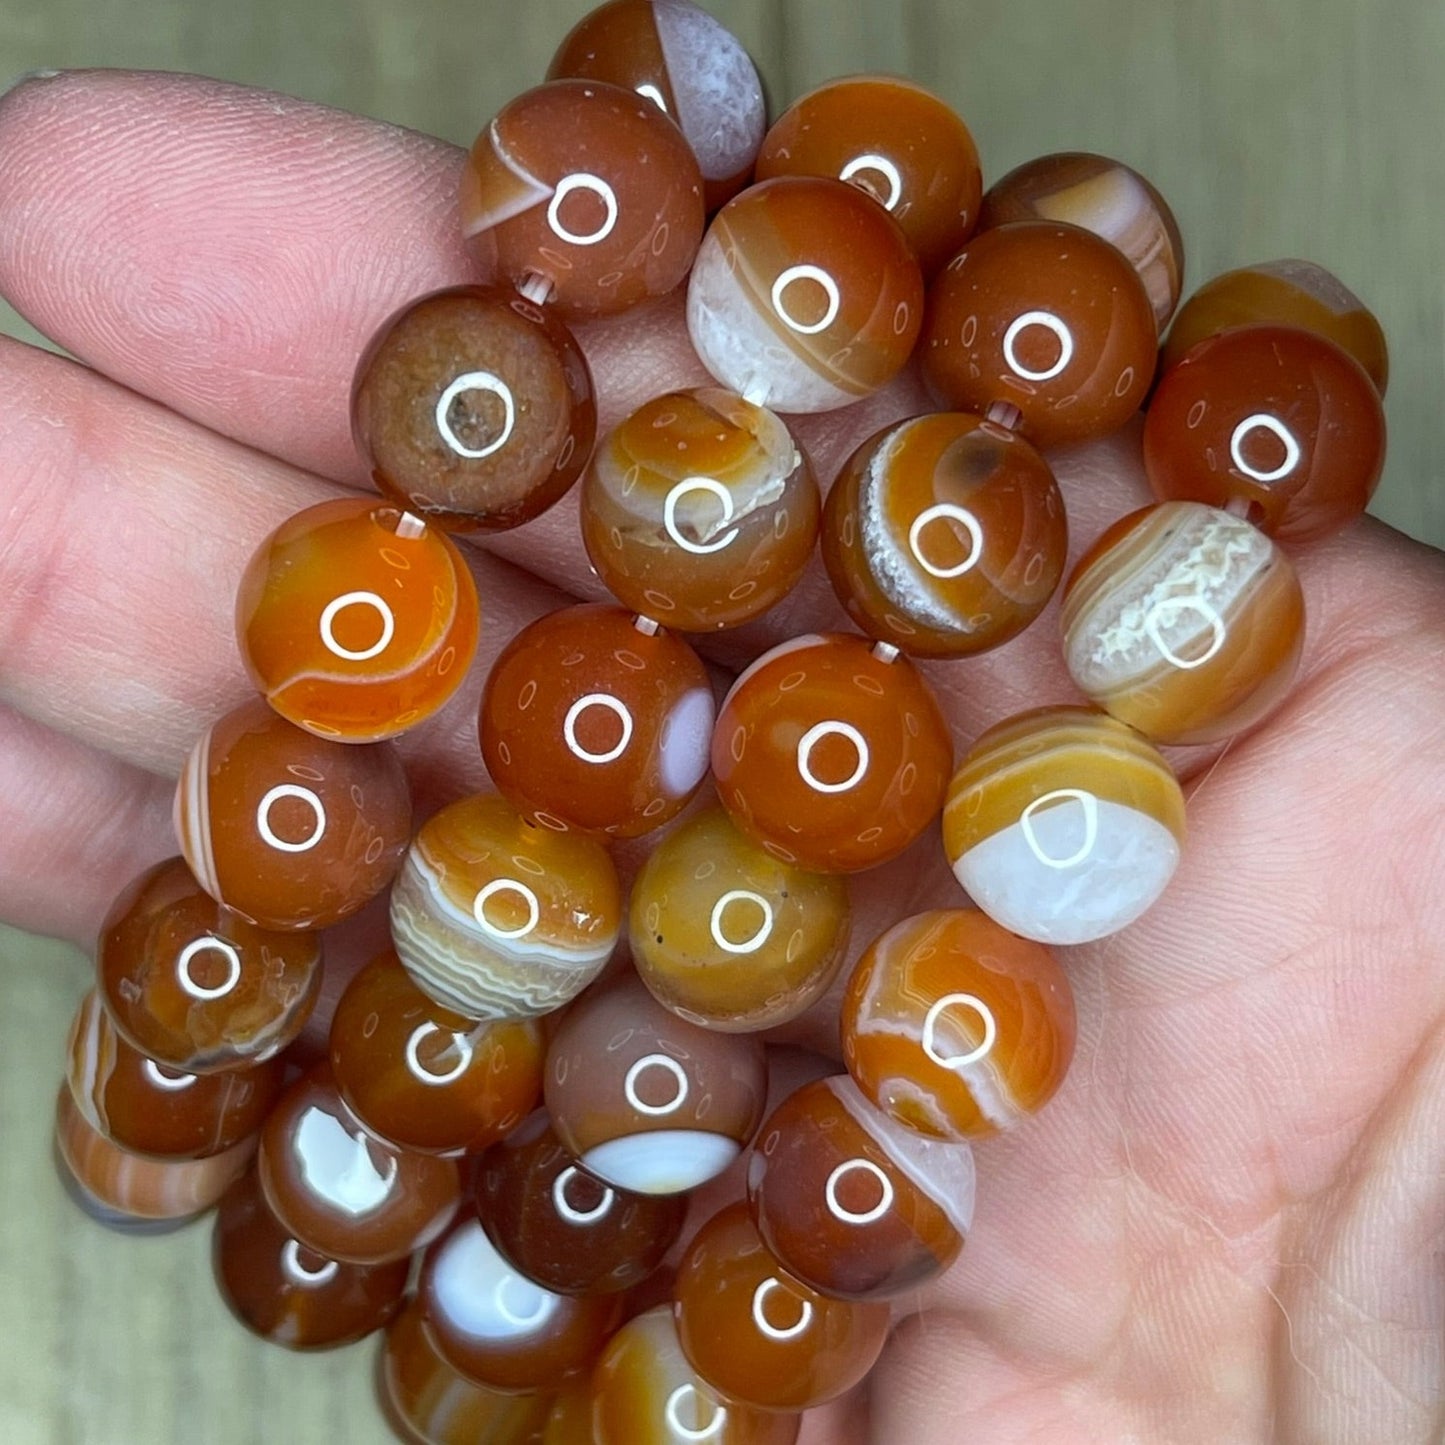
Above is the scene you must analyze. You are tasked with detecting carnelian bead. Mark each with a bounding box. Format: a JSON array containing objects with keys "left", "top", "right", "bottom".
[
  {"left": 920, "top": 220, "right": 1157, "bottom": 448},
  {"left": 479, "top": 604, "right": 713, "bottom": 838},
  {"left": 461, "top": 79, "right": 704, "bottom": 318},
  {"left": 755, "top": 75, "right": 982, "bottom": 276},
  {"left": 1061, "top": 502, "right": 1306, "bottom": 745},
  {"left": 821, "top": 412, "right": 1067, "bottom": 657},
  {"left": 711, "top": 633, "right": 953, "bottom": 873},
  {"left": 980, "top": 152, "right": 1185, "bottom": 331},
  {"left": 840, "top": 910, "right": 1076, "bottom": 1140},
  {"left": 1144, "top": 324, "right": 1386, "bottom": 544},
  {"left": 352, "top": 286, "right": 596, "bottom": 533},
  {"left": 1161, "top": 259, "right": 1389, "bottom": 394},
  {"left": 687, "top": 176, "right": 924, "bottom": 413},
  {"left": 580, "top": 387, "right": 820, "bottom": 630},
  {"left": 547, "top": 0, "right": 766, "bottom": 211}
]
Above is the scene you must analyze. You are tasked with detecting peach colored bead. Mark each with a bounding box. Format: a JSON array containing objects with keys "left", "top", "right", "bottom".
[
  {"left": 461, "top": 79, "right": 704, "bottom": 318},
  {"left": 755, "top": 75, "right": 982, "bottom": 276},
  {"left": 1061, "top": 502, "right": 1306, "bottom": 745}
]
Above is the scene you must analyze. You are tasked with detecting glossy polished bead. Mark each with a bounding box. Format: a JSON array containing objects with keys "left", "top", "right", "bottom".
[
  {"left": 1061, "top": 502, "right": 1306, "bottom": 745},
  {"left": 176, "top": 697, "right": 412, "bottom": 931},
  {"left": 545, "top": 975, "right": 768, "bottom": 1193},
  {"left": 329, "top": 950, "right": 544, "bottom": 1154},
  {"left": 236, "top": 498, "right": 479, "bottom": 742},
  {"left": 594, "top": 1305, "right": 800, "bottom": 1445},
  {"left": 920, "top": 221, "right": 1157, "bottom": 448},
  {"left": 1161, "top": 259, "right": 1388, "bottom": 394},
  {"left": 840, "top": 910, "right": 1076, "bottom": 1139},
  {"left": 687, "top": 176, "right": 924, "bottom": 413},
  {"left": 754, "top": 75, "right": 981, "bottom": 276},
  {"left": 212, "top": 1171, "right": 408, "bottom": 1350},
  {"left": 420, "top": 1216, "right": 623, "bottom": 1392},
  {"left": 476, "top": 1110, "right": 687, "bottom": 1294},
  {"left": 629, "top": 804, "right": 851, "bottom": 1030},
  {"left": 480, "top": 604, "right": 713, "bottom": 838},
  {"left": 942, "top": 706, "right": 1186, "bottom": 943},
  {"left": 542, "top": 1382, "right": 595, "bottom": 1445},
  {"left": 547, "top": 0, "right": 766, "bottom": 211},
  {"left": 1144, "top": 324, "right": 1386, "bottom": 544},
  {"left": 96, "top": 854, "right": 321, "bottom": 1071},
  {"left": 748, "top": 1073, "right": 973, "bottom": 1299},
  {"left": 67, "top": 990, "right": 283, "bottom": 1158},
  {"left": 257, "top": 1065, "right": 460, "bottom": 1265},
  {"left": 580, "top": 387, "right": 819, "bottom": 631},
  {"left": 381, "top": 1301, "right": 556, "bottom": 1445},
  {"left": 461, "top": 79, "right": 704, "bottom": 318},
  {"left": 54, "top": 1085, "right": 254, "bottom": 1227},
  {"left": 980, "top": 152, "right": 1185, "bottom": 331},
  {"left": 674, "top": 1201, "right": 891, "bottom": 1412},
  {"left": 821, "top": 412, "right": 1067, "bottom": 657},
  {"left": 352, "top": 286, "right": 596, "bottom": 533},
  {"left": 391, "top": 792, "right": 622, "bottom": 1020},
  {"left": 711, "top": 633, "right": 953, "bottom": 873}
]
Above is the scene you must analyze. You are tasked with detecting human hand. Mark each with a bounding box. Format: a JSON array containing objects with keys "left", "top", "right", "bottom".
[{"left": 1, "top": 69, "right": 1441, "bottom": 1445}]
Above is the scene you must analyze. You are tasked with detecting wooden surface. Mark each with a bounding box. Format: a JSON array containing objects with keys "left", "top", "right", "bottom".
[{"left": 0, "top": 2, "right": 1441, "bottom": 1441}]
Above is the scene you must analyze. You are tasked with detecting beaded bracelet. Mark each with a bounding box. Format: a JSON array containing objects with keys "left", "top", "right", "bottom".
[{"left": 52, "top": 1, "right": 1389, "bottom": 1439}]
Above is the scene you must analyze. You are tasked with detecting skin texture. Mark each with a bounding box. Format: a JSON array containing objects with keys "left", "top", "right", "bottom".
[{"left": 0, "top": 71, "right": 1443, "bottom": 1444}]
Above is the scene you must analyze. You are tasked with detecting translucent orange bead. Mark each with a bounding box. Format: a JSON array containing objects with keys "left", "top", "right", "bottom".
[
  {"left": 711, "top": 634, "right": 953, "bottom": 873},
  {"left": 461, "top": 79, "right": 704, "bottom": 318},
  {"left": 687, "top": 176, "right": 924, "bottom": 413},
  {"left": 755, "top": 75, "right": 982, "bottom": 276},
  {"left": 1144, "top": 324, "right": 1386, "bottom": 544},
  {"left": 236, "top": 497, "right": 479, "bottom": 742},
  {"left": 821, "top": 412, "right": 1067, "bottom": 657},
  {"left": 980, "top": 152, "right": 1185, "bottom": 331},
  {"left": 920, "top": 221, "right": 1157, "bottom": 448},
  {"left": 580, "top": 387, "right": 820, "bottom": 630}
]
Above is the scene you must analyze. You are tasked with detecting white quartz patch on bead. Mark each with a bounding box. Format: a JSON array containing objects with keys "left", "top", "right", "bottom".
[
  {"left": 658, "top": 687, "right": 715, "bottom": 795},
  {"left": 581, "top": 1129, "right": 740, "bottom": 1194},
  {"left": 429, "top": 1220, "right": 562, "bottom": 1340},
  {"left": 293, "top": 1107, "right": 399, "bottom": 1217},
  {"left": 953, "top": 796, "right": 1180, "bottom": 944}
]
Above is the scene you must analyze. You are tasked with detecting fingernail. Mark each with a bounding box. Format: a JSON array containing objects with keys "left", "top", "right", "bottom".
[{"left": 0, "top": 69, "right": 64, "bottom": 101}]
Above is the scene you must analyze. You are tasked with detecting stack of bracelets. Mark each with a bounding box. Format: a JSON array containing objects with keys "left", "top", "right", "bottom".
[{"left": 53, "top": 1, "right": 1390, "bottom": 1440}]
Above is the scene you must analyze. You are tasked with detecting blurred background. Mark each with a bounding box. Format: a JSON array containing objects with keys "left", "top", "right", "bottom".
[{"left": 0, "top": 2, "right": 1439, "bottom": 1441}]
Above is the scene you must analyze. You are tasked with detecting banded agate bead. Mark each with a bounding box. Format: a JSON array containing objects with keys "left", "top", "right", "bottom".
[
  {"left": 580, "top": 387, "right": 819, "bottom": 631},
  {"left": 420, "top": 1216, "right": 623, "bottom": 1391},
  {"left": 461, "top": 79, "right": 704, "bottom": 318},
  {"left": 67, "top": 990, "right": 283, "bottom": 1158},
  {"left": 840, "top": 910, "right": 1076, "bottom": 1139},
  {"left": 920, "top": 221, "right": 1156, "bottom": 448},
  {"left": 629, "top": 804, "right": 850, "bottom": 1031},
  {"left": 176, "top": 697, "right": 412, "bottom": 931},
  {"left": 1061, "top": 502, "right": 1306, "bottom": 745},
  {"left": 1161, "top": 259, "right": 1389, "bottom": 394},
  {"left": 479, "top": 604, "right": 713, "bottom": 838},
  {"left": 980, "top": 151, "right": 1185, "bottom": 331},
  {"left": 1144, "top": 325, "right": 1386, "bottom": 544},
  {"left": 687, "top": 176, "right": 924, "bottom": 412},
  {"left": 821, "top": 412, "right": 1067, "bottom": 657},
  {"left": 212, "top": 1171, "right": 408, "bottom": 1350},
  {"left": 754, "top": 75, "right": 982, "bottom": 276},
  {"left": 711, "top": 633, "right": 953, "bottom": 873},
  {"left": 96, "top": 854, "right": 321, "bottom": 1071},
  {"left": 352, "top": 286, "right": 596, "bottom": 533},
  {"left": 476, "top": 1111, "right": 686, "bottom": 1295},
  {"left": 545, "top": 976, "right": 768, "bottom": 1193},
  {"left": 748, "top": 1073, "right": 974, "bottom": 1298},
  {"left": 593, "top": 1305, "right": 800, "bottom": 1445},
  {"left": 257, "top": 1066, "right": 460, "bottom": 1265},
  {"left": 329, "top": 950, "right": 543, "bottom": 1155},
  {"left": 674, "top": 1202, "right": 891, "bottom": 1412},
  {"left": 547, "top": 0, "right": 766, "bottom": 211},
  {"left": 942, "top": 707, "right": 1185, "bottom": 943},
  {"left": 390, "top": 792, "right": 621, "bottom": 1020}
]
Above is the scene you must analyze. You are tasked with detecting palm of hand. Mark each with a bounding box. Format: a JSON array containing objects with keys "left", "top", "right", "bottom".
[{"left": 0, "top": 72, "right": 1440, "bottom": 1445}]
